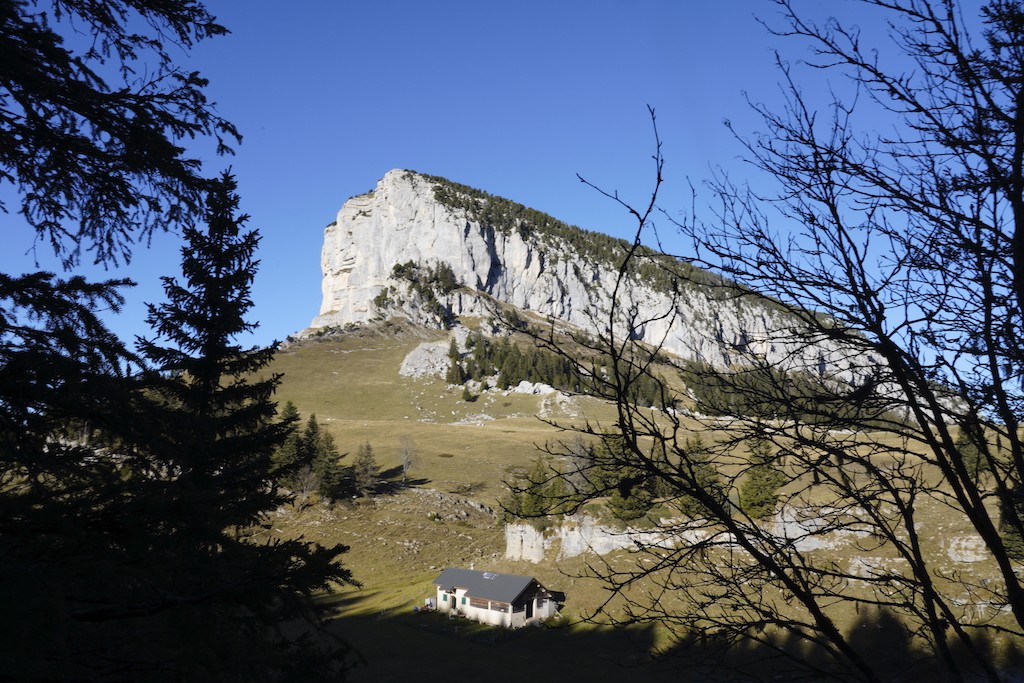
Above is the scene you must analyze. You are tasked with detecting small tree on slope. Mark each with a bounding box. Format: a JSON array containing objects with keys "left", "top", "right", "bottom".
[{"left": 352, "top": 441, "right": 380, "bottom": 497}]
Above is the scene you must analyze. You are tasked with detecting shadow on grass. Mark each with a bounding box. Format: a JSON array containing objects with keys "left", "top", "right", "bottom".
[
  {"left": 324, "top": 606, "right": 669, "bottom": 683},
  {"left": 321, "top": 592, "right": 1024, "bottom": 683},
  {"left": 654, "top": 605, "right": 1024, "bottom": 683},
  {"left": 375, "top": 465, "right": 430, "bottom": 493}
]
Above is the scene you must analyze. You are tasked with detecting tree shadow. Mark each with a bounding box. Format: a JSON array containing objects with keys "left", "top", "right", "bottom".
[
  {"left": 325, "top": 605, "right": 675, "bottom": 683},
  {"left": 317, "top": 582, "right": 1024, "bottom": 683},
  {"left": 652, "top": 606, "right": 1024, "bottom": 682},
  {"left": 374, "top": 465, "right": 431, "bottom": 494}
]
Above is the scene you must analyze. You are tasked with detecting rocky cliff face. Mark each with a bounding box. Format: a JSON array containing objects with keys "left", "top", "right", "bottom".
[
  {"left": 506, "top": 513, "right": 987, "bottom": 565},
  {"left": 312, "top": 169, "right": 874, "bottom": 378}
]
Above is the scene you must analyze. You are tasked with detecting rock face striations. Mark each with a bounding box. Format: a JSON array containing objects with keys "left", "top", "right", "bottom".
[{"left": 312, "top": 169, "right": 873, "bottom": 378}]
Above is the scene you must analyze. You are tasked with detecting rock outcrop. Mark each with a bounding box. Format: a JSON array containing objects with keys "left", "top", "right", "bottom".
[
  {"left": 504, "top": 507, "right": 875, "bottom": 563},
  {"left": 505, "top": 516, "right": 696, "bottom": 563},
  {"left": 311, "top": 169, "right": 876, "bottom": 378}
]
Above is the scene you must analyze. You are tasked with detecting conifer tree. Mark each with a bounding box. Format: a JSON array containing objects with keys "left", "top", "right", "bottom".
[
  {"left": 124, "top": 172, "right": 356, "bottom": 678},
  {"left": 352, "top": 441, "right": 380, "bottom": 496},
  {"left": 675, "top": 435, "right": 726, "bottom": 519},
  {"left": 135, "top": 172, "right": 292, "bottom": 541},
  {"left": 0, "top": 0, "right": 239, "bottom": 267},
  {"left": 519, "top": 457, "right": 553, "bottom": 519},
  {"left": 738, "top": 439, "right": 786, "bottom": 520},
  {"left": 271, "top": 400, "right": 302, "bottom": 484},
  {"left": 305, "top": 415, "right": 345, "bottom": 500},
  {"left": 446, "top": 338, "right": 465, "bottom": 384},
  {"left": 273, "top": 408, "right": 346, "bottom": 501},
  {"left": 0, "top": 1, "right": 276, "bottom": 676},
  {"left": 607, "top": 483, "right": 654, "bottom": 522},
  {"left": 0, "top": 273, "right": 142, "bottom": 679}
]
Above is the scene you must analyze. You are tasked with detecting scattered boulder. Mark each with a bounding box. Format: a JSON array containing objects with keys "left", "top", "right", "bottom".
[
  {"left": 399, "top": 340, "right": 449, "bottom": 378},
  {"left": 946, "top": 535, "right": 989, "bottom": 563}
]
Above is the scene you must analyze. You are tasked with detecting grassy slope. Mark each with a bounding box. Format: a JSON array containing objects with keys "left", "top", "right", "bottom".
[
  {"left": 268, "top": 327, "right": 704, "bottom": 679},
  {"left": 272, "top": 328, "right": 618, "bottom": 507},
  {"left": 268, "top": 326, "right": 1021, "bottom": 681},
  {"left": 269, "top": 328, "right": 688, "bottom": 681}
]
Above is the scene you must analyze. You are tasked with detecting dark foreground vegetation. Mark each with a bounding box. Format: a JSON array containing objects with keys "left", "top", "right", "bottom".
[{"left": 0, "top": 3, "right": 354, "bottom": 679}]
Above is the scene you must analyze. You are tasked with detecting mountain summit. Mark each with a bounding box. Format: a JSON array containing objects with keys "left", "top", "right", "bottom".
[{"left": 311, "top": 169, "right": 872, "bottom": 379}]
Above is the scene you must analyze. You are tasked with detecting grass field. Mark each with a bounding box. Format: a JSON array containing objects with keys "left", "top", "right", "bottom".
[
  {"left": 272, "top": 327, "right": 619, "bottom": 507},
  {"left": 269, "top": 327, "right": 694, "bottom": 680},
  {"left": 267, "top": 324, "right": 1023, "bottom": 681}
]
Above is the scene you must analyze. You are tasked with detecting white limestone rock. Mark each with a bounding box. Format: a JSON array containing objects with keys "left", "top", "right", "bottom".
[
  {"left": 509, "top": 380, "right": 556, "bottom": 395},
  {"left": 505, "top": 515, "right": 707, "bottom": 563},
  {"left": 312, "top": 169, "right": 877, "bottom": 379},
  {"left": 398, "top": 340, "right": 450, "bottom": 379},
  {"left": 946, "top": 535, "right": 989, "bottom": 563},
  {"left": 504, "top": 522, "right": 548, "bottom": 563}
]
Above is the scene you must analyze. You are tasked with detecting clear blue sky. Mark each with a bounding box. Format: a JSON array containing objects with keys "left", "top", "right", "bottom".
[{"left": 3, "top": 0, "right": 917, "bottom": 348}]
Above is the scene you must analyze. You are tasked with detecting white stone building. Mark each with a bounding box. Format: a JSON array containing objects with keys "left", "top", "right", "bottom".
[{"left": 432, "top": 567, "right": 560, "bottom": 628}]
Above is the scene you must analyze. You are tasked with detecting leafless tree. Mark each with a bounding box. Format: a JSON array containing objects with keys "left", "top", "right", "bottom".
[
  {"left": 399, "top": 434, "right": 417, "bottom": 484},
  {"left": 509, "top": 2, "right": 1024, "bottom": 681},
  {"left": 292, "top": 464, "right": 319, "bottom": 509}
]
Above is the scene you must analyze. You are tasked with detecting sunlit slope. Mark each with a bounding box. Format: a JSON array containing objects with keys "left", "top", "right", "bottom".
[{"left": 269, "top": 324, "right": 619, "bottom": 506}]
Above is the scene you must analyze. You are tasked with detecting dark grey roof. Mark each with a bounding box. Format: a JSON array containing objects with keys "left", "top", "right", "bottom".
[{"left": 432, "top": 568, "right": 542, "bottom": 604}]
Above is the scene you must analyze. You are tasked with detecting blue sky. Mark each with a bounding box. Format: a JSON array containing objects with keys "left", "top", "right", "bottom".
[{"left": 3, "top": 0, "right": 919, "bottom": 347}]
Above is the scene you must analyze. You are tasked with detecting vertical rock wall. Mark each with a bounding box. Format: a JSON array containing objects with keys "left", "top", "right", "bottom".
[{"left": 312, "top": 169, "right": 876, "bottom": 379}]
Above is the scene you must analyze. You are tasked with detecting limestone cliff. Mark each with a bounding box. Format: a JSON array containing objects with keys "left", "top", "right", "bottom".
[{"left": 311, "top": 169, "right": 875, "bottom": 378}]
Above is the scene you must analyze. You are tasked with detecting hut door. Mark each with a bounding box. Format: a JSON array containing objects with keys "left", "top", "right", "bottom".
[{"left": 526, "top": 599, "right": 534, "bottom": 619}]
